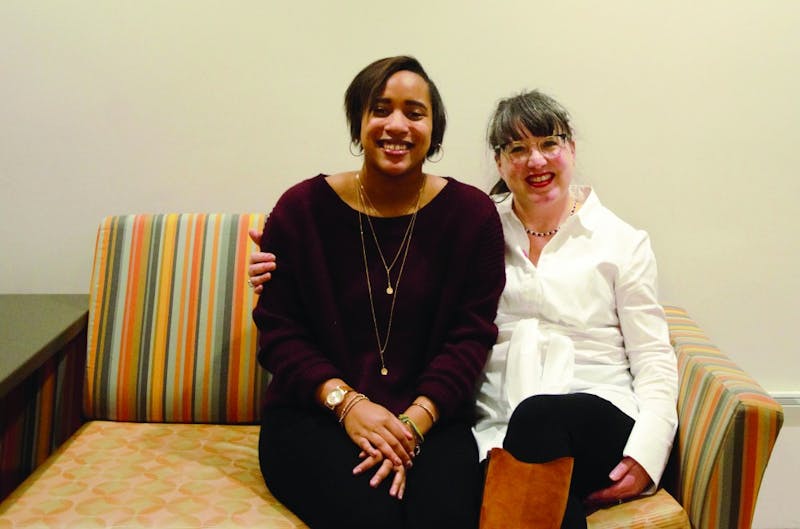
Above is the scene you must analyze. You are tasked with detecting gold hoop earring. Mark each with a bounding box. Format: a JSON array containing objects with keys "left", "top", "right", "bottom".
[
  {"left": 349, "top": 141, "right": 363, "bottom": 157},
  {"left": 427, "top": 145, "right": 444, "bottom": 163}
]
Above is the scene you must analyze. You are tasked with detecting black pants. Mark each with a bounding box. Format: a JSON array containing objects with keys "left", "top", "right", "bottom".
[
  {"left": 260, "top": 406, "right": 482, "bottom": 529},
  {"left": 502, "top": 393, "right": 634, "bottom": 529}
]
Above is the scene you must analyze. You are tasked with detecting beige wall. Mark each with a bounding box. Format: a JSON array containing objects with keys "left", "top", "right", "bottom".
[
  {"left": 1, "top": 1, "right": 798, "bottom": 525},
  {"left": 2, "top": 3, "right": 798, "bottom": 392}
]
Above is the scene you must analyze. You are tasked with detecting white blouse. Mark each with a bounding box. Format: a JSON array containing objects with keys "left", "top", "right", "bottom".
[{"left": 473, "top": 185, "right": 678, "bottom": 488}]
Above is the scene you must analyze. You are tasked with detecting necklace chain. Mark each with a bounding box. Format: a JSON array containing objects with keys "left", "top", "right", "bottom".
[
  {"left": 356, "top": 173, "right": 426, "bottom": 376},
  {"left": 524, "top": 199, "right": 577, "bottom": 237},
  {"left": 356, "top": 173, "right": 422, "bottom": 295}
]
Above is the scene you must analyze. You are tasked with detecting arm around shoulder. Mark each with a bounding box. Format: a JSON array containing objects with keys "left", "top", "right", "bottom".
[{"left": 252, "top": 182, "right": 343, "bottom": 405}]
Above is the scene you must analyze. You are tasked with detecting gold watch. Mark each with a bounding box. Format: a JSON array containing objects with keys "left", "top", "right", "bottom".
[{"left": 324, "top": 385, "right": 352, "bottom": 410}]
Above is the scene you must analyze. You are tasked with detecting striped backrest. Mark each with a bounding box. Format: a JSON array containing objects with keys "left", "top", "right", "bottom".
[
  {"left": 664, "top": 306, "right": 783, "bottom": 529},
  {"left": 85, "top": 214, "right": 268, "bottom": 424}
]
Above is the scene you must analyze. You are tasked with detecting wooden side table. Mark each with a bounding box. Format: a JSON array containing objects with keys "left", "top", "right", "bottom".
[{"left": 0, "top": 294, "right": 89, "bottom": 499}]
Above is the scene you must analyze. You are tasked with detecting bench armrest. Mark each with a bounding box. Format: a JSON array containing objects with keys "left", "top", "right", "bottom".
[{"left": 664, "top": 306, "right": 783, "bottom": 529}]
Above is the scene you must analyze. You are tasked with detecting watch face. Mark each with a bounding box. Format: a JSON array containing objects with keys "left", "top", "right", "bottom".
[{"left": 326, "top": 387, "right": 345, "bottom": 408}]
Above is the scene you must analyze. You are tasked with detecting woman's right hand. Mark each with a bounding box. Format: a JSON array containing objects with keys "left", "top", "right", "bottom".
[
  {"left": 354, "top": 453, "right": 407, "bottom": 499},
  {"left": 248, "top": 229, "right": 276, "bottom": 294},
  {"left": 342, "top": 400, "right": 416, "bottom": 477}
]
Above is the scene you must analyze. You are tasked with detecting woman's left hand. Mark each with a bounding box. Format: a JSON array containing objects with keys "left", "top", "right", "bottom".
[{"left": 584, "top": 456, "right": 652, "bottom": 505}]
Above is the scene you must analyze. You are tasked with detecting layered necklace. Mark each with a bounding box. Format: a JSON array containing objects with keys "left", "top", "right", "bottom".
[
  {"left": 524, "top": 199, "right": 577, "bottom": 237},
  {"left": 356, "top": 172, "right": 426, "bottom": 376}
]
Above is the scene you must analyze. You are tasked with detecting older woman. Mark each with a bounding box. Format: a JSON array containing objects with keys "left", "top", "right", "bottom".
[
  {"left": 252, "top": 56, "right": 505, "bottom": 529},
  {"left": 475, "top": 90, "right": 677, "bottom": 529},
  {"left": 251, "top": 89, "right": 677, "bottom": 529}
]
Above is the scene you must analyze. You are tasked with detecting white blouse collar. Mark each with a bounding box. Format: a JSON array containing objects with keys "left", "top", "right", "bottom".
[{"left": 493, "top": 185, "right": 600, "bottom": 239}]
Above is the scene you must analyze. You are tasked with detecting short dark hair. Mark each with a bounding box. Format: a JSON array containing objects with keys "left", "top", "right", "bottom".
[
  {"left": 344, "top": 56, "right": 446, "bottom": 158},
  {"left": 488, "top": 90, "right": 573, "bottom": 196}
]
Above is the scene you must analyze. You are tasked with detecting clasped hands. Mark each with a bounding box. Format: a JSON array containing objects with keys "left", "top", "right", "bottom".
[{"left": 342, "top": 399, "right": 419, "bottom": 500}]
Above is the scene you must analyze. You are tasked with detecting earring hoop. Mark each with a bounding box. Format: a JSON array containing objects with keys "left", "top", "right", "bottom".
[
  {"left": 427, "top": 145, "right": 444, "bottom": 163},
  {"left": 349, "top": 141, "right": 363, "bottom": 157}
]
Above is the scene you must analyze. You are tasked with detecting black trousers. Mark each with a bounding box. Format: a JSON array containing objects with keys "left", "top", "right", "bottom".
[
  {"left": 260, "top": 406, "right": 482, "bottom": 529},
  {"left": 501, "top": 393, "right": 634, "bottom": 529}
]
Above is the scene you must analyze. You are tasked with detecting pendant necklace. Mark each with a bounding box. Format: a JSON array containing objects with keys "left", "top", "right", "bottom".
[
  {"left": 356, "top": 172, "right": 423, "bottom": 295},
  {"left": 356, "top": 172, "right": 426, "bottom": 375}
]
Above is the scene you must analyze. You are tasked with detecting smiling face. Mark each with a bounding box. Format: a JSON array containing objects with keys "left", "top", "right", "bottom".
[
  {"left": 487, "top": 90, "right": 575, "bottom": 201},
  {"left": 360, "top": 70, "right": 433, "bottom": 178},
  {"left": 496, "top": 125, "right": 576, "bottom": 207}
]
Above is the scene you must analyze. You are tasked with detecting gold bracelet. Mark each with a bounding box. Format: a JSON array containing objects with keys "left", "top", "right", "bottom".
[
  {"left": 411, "top": 402, "right": 437, "bottom": 424},
  {"left": 338, "top": 394, "right": 368, "bottom": 424}
]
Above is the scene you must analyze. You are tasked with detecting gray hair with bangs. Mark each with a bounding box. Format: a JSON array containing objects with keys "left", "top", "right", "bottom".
[
  {"left": 488, "top": 90, "right": 574, "bottom": 196},
  {"left": 488, "top": 89, "right": 573, "bottom": 152}
]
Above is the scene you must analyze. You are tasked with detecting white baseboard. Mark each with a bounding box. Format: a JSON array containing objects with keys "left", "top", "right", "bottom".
[
  {"left": 771, "top": 393, "right": 800, "bottom": 427},
  {"left": 772, "top": 392, "right": 800, "bottom": 407}
]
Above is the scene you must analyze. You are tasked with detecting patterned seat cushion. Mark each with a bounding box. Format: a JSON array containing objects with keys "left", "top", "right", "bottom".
[
  {"left": 0, "top": 421, "right": 308, "bottom": 528},
  {"left": 586, "top": 489, "right": 689, "bottom": 529}
]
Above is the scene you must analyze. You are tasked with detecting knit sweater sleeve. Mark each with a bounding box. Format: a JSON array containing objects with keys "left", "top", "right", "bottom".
[
  {"left": 415, "top": 187, "right": 506, "bottom": 419},
  {"left": 252, "top": 179, "right": 342, "bottom": 405}
]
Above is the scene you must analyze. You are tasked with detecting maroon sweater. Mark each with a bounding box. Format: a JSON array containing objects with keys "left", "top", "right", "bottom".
[{"left": 253, "top": 175, "right": 505, "bottom": 421}]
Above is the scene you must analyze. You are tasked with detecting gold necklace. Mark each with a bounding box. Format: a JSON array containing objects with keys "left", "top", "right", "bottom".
[
  {"left": 356, "top": 172, "right": 424, "bottom": 295},
  {"left": 356, "top": 173, "right": 426, "bottom": 375}
]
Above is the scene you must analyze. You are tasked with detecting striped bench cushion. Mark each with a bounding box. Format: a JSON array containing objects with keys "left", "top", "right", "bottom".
[{"left": 85, "top": 214, "right": 268, "bottom": 423}]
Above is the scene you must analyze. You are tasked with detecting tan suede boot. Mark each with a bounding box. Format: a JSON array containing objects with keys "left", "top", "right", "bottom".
[{"left": 479, "top": 448, "right": 574, "bottom": 529}]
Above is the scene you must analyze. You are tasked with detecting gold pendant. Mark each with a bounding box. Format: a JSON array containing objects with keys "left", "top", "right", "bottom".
[
  {"left": 380, "top": 367, "right": 389, "bottom": 376},
  {"left": 386, "top": 285, "right": 394, "bottom": 295}
]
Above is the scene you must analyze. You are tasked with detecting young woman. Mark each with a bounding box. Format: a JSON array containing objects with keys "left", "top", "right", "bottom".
[{"left": 252, "top": 56, "right": 505, "bottom": 529}]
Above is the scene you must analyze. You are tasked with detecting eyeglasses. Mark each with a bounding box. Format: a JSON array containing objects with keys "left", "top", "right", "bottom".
[{"left": 495, "top": 134, "right": 569, "bottom": 164}]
